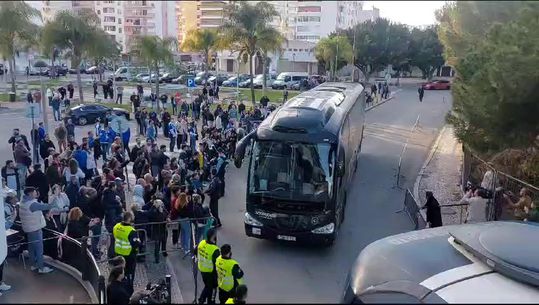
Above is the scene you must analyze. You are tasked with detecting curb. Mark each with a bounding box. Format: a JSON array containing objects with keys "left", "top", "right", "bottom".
[
  {"left": 365, "top": 89, "right": 402, "bottom": 112},
  {"left": 44, "top": 256, "right": 98, "bottom": 303},
  {"left": 166, "top": 256, "right": 184, "bottom": 303},
  {"left": 413, "top": 125, "right": 447, "bottom": 217}
]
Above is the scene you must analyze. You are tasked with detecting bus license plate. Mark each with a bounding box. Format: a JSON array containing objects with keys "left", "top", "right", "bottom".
[{"left": 277, "top": 235, "right": 296, "bottom": 241}]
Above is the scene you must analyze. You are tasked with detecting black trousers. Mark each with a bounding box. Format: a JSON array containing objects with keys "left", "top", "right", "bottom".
[
  {"left": 0, "top": 261, "right": 4, "bottom": 282},
  {"left": 219, "top": 288, "right": 232, "bottom": 304},
  {"left": 199, "top": 271, "right": 217, "bottom": 304},
  {"left": 153, "top": 230, "right": 167, "bottom": 263},
  {"left": 124, "top": 254, "right": 137, "bottom": 292},
  {"left": 172, "top": 227, "right": 180, "bottom": 246},
  {"left": 209, "top": 197, "right": 221, "bottom": 226}
]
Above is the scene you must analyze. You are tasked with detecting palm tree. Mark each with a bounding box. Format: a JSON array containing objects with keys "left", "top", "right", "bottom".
[
  {"left": 42, "top": 9, "right": 104, "bottom": 103},
  {"left": 131, "top": 35, "right": 176, "bottom": 111},
  {"left": 181, "top": 29, "right": 219, "bottom": 80},
  {"left": 87, "top": 31, "right": 121, "bottom": 82},
  {"left": 258, "top": 32, "right": 285, "bottom": 91},
  {"left": 0, "top": 1, "right": 40, "bottom": 96},
  {"left": 221, "top": 1, "right": 280, "bottom": 103},
  {"left": 315, "top": 36, "right": 353, "bottom": 81}
]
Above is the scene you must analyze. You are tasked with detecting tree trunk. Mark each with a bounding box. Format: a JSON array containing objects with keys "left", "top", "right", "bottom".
[
  {"left": 8, "top": 56, "right": 16, "bottom": 94},
  {"left": 155, "top": 63, "right": 160, "bottom": 111},
  {"left": 262, "top": 54, "right": 267, "bottom": 92},
  {"left": 73, "top": 57, "right": 84, "bottom": 103},
  {"left": 204, "top": 50, "right": 209, "bottom": 84},
  {"left": 249, "top": 54, "right": 255, "bottom": 104}
]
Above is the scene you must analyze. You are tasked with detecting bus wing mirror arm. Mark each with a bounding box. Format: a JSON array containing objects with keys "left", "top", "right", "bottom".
[{"left": 234, "top": 130, "right": 256, "bottom": 168}]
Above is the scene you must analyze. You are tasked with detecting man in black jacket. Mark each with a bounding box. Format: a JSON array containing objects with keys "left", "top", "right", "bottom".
[
  {"left": 8, "top": 128, "right": 30, "bottom": 152},
  {"left": 39, "top": 134, "right": 56, "bottom": 162},
  {"left": 25, "top": 164, "right": 49, "bottom": 203},
  {"left": 103, "top": 182, "right": 123, "bottom": 259},
  {"left": 205, "top": 169, "right": 222, "bottom": 228}
]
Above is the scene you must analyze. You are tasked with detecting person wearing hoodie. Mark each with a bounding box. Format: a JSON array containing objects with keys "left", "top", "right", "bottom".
[
  {"left": 132, "top": 184, "right": 146, "bottom": 210},
  {"left": 19, "top": 187, "right": 58, "bottom": 274},
  {"left": 103, "top": 181, "right": 123, "bottom": 260}
]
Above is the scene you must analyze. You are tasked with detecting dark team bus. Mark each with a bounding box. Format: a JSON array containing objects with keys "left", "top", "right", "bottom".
[{"left": 234, "top": 82, "right": 366, "bottom": 246}]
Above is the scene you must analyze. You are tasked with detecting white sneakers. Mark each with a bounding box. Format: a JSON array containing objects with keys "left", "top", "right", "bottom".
[
  {"left": 38, "top": 266, "right": 54, "bottom": 274},
  {"left": 0, "top": 282, "right": 11, "bottom": 291},
  {"left": 0, "top": 282, "right": 11, "bottom": 296}
]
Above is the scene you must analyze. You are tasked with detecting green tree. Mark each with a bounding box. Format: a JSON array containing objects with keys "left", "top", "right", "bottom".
[
  {"left": 341, "top": 18, "right": 410, "bottom": 81},
  {"left": 315, "top": 36, "right": 353, "bottom": 81},
  {"left": 409, "top": 26, "right": 444, "bottom": 80},
  {"left": 258, "top": 29, "right": 285, "bottom": 90},
  {"left": 0, "top": 1, "right": 41, "bottom": 95},
  {"left": 221, "top": 1, "right": 280, "bottom": 103},
  {"left": 131, "top": 35, "right": 176, "bottom": 110},
  {"left": 181, "top": 29, "right": 219, "bottom": 79},
  {"left": 442, "top": 4, "right": 539, "bottom": 152},
  {"left": 42, "top": 9, "right": 104, "bottom": 103},
  {"left": 87, "top": 31, "right": 120, "bottom": 82}
]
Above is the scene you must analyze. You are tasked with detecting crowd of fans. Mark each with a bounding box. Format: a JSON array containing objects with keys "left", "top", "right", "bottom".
[{"left": 2, "top": 83, "right": 278, "bottom": 303}]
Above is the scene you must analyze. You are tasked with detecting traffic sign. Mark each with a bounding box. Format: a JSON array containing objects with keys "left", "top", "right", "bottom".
[
  {"left": 25, "top": 103, "right": 41, "bottom": 119},
  {"left": 187, "top": 78, "right": 196, "bottom": 88}
]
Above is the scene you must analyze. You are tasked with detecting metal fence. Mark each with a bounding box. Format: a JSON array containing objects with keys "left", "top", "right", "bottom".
[
  {"left": 462, "top": 146, "right": 539, "bottom": 222},
  {"left": 398, "top": 189, "right": 427, "bottom": 230}
]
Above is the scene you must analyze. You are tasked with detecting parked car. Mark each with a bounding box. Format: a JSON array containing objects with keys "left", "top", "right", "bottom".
[
  {"left": 253, "top": 74, "right": 277, "bottom": 89},
  {"left": 422, "top": 79, "right": 451, "bottom": 90},
  {"left": 65, "top": 104, "right": 130, "bottom": 126},
  {"left": 238, "top": 77, "right": 253, "bottom": 88},
  {"left": 45, "top": 65, "right": 68, "bottom": 77},
  {"left": 222, "top": 74, "right": 250, "bottom": 87},
  {"left": 207, "top": 73, "right": 230, "bottom": 86},
  {"left": 272, "top": 72, "right": 309, "bottom": 89},
  {"left": 134, "top": 73, "right": 150, "bottom": 82},
  {"left": 159, "top": 72, "right": 180, "bottom": 83},
  {"left": 171, "top": 73, "right": 196, "bottom": 84},
  {"left": 85, "top": 66, "right": 100, "bottom": 74},
  {"left": 194, "top": 71, "right": 213, "bottom": 85},
  {"left": 143, "top": 73, "right": 162, "bottom": 83},
  {"left": 68, "top": 67, "right": 86, "bottom": 74}
]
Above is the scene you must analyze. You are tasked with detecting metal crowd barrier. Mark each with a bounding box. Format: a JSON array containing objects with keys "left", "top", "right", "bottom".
[{"left": 397, "top": 189, "right": 427, "bottom": 230}]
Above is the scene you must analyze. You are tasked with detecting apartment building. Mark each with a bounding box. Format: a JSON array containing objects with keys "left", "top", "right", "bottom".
[
  {"left": 176, "top": 0, "right": 228, "bottom": 45},
  {"left": 41, "top": 0, "right": 95, "bottom": 22}
]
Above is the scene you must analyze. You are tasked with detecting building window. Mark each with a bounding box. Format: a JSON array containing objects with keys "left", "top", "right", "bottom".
[
  {"left": 104, "top": 16, "right": 116, "bottom": 22},
  {"left": 104, "top": 25, "right": 116, "bottom": 31},
  {"left": 118, "top": 18, "right": 122, "bottom": 24},
  {"left": 119, "top": 28, "right": 122, "bottom": 33},
  {"left": 298, "top": 6, "right": 321, "bottom": 13},
  {"left": 97, "top": 10, "right": 101, "bottom": 14},
  {"left": 104, "top": 1, "right": 114, "bottom": 3},
  {"left": 296, "top": 16, "right": 321, "bottom": 22},
  {"left": 103, "top": 7, "right": 115, "bottom": 13}
]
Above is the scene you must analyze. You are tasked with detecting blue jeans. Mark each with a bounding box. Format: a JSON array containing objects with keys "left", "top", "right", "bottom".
[
  {"left": 27, "top": 229, "right": 44, "bottom": 269},
  {"left": 53, "top": 107, "right": 61, "bottom": 121},
  {"left": 91, "top": 224, "right": 102, "bottom": 257},
  {"left": 179, "top": 218, "right": 192, "bottom": 253},
  {"left": 101, "top": 142, "right": 110, "bottom": 160}
]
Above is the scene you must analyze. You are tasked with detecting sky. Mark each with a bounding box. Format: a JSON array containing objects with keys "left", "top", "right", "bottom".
[{"left": 364, "top": 1, "right": 447, "bottom": 27}]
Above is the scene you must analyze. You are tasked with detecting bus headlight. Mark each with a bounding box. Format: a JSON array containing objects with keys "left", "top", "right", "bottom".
[
  {"left": 311, "top": 222, "right": 335, "bottom": 234},
  {"left": 244, "top": 212, "right": 263, "bottom": 227}
]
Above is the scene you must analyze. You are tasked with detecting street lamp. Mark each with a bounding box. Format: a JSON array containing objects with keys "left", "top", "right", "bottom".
[
  {"left": 292, "top": 53, "right": 296, "bottom": 72},
  {"left": 34, "top": 60, "right": 49, "bottom": 133}
]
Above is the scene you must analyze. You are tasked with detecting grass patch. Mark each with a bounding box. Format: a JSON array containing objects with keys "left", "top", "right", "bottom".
[{"left": 0, "top": 93, "right": 9, "bottom": 102}]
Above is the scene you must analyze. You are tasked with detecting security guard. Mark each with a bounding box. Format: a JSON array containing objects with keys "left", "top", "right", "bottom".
[
  {"left": 196, "top": 228, "right": 220, "bottom": 304},
  {"left": 225, "top": 284, "right": 247, "bottom": 304},
  {"left": 216, "top": 244, "right": 244, "bottom": 304},
  {"left": 113, "top": 211, "right": 140, "bottom": 292}
]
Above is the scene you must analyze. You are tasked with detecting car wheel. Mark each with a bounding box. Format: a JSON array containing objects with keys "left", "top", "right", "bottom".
[{"left": 78, "top": 116, "right": 88, "bottom": 125}]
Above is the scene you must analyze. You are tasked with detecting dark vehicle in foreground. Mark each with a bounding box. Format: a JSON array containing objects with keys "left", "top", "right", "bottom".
[
  {"left": 342, "top": 221, "right": 539, "bottom": 303},
  {"left": 65, "top": 104, "right": 130, "bottom": 125},
  {"left": 422, "top": 79, "right": 451, "bottom": 90},
  {"left": 234, "top": 82, "right": 366, "bottom": 246}
]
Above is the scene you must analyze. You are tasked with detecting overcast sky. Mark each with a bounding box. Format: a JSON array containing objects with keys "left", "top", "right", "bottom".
[{"left": 364, "top": 1, "right": 447, "bottom": 27}]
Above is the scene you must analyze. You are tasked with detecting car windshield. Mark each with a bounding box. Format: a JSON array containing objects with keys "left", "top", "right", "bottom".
[
  {"left": 249, "top": 141, "right": 334, "bottom": 202},
  {"left": 228, "top": 77, "right": 237, "bottom": 81},
  {"left": 254, "top": 75, "right": 264, "bottom": 80},
  {"left": 277, "top": 74, "right": 288, "bottom": 80}
]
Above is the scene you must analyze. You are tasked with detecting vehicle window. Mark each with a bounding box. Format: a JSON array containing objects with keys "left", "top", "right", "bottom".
[
  {"left": 285, "top": 76, "right": 291, "bottom": 82},
  {"left": 249, "top": 141, "right": 334, "bottom": 200}
]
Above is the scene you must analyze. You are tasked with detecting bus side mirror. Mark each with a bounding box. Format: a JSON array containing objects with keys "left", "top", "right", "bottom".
[
  {"left": 336, "top": 161, "right": 345, "bottom": 177},
  {"left": 234, "top": 130, "right": 256, "bottom": 169}
]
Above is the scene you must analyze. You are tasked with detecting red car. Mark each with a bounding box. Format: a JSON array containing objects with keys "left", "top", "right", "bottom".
[{"left": 422, "top": 79, "right": 451, "bottom": 90}]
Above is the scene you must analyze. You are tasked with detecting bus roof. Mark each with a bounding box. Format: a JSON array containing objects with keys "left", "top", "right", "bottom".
[{"left": 256, "top": 82, "right": 364, "bottom": 143}]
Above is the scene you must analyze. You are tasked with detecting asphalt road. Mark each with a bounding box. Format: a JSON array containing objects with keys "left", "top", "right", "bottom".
[
  {"left": 0, "top": 85, "right": 452, "bottom": 303},
  {"left": 167, "top": 86, "right": 452, "bottom": 303}
]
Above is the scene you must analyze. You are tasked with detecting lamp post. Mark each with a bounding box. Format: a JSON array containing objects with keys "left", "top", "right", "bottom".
[
  {"left": 34, "top": 60, "right": 49, "bottom": 132},
  {"left": 292, "top": 53, "right": 296, "bottom": 72}
]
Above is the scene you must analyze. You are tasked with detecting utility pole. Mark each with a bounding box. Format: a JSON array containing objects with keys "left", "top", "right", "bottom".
[
  {"left": 334, "top": 44, "right": 339, "bottom": 82},
  {"left": 352, "top": 27, "right": 357, "bottom": 82}
]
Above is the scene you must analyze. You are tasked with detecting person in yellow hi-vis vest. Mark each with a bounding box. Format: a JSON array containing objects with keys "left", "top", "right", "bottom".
[
  {"left": 225, "top": 284, "right": 247, "bottom": 304},
  {"left": 195, "top": 228, "right": 220, "bottom": 304},
  {"left": 216, "top": 244, "right": 244, "bottom": 304},
  {"left": 113, "top": 211, "right": 140, "bottom": 292}
]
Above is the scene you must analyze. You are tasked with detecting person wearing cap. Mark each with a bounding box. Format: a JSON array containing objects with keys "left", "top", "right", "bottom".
[
  {"left": 225, "top": 284, "right": 247, "bottom": 304},
  {"left": 19, "top": 187, "right": 58, "bottom": 274}
]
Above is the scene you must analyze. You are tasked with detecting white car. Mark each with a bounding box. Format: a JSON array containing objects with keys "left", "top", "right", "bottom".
[{"left": 253, "top": 74, "right": 277, "bottom": 89}]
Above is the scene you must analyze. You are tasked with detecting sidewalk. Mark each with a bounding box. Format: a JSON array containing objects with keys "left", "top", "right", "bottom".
[{"left": 414, "top": 126, "right": 465, "bottom": 225}]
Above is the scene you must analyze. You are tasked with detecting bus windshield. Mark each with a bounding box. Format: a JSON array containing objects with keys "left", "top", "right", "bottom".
[{"left": 248, "top": 141, "right": 334, "bottom": 202}]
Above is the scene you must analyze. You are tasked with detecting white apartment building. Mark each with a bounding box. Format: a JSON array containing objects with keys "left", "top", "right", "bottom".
[{"left": 41, "top": 0, "right": 95, "bottom": 22}]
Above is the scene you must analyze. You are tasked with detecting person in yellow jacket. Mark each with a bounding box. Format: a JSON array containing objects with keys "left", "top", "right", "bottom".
[
  {"left": 216, "top": 244, "right": 244, "bottom": 304},
  {"left": 112, "top": 211, "right": 140, "bottom": 292},
  {"left": 195, "top": 228, "right": 220, "bottom": 304},
  {"left": 225, "top": 284, "right": 247, "bottom": 304}
]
